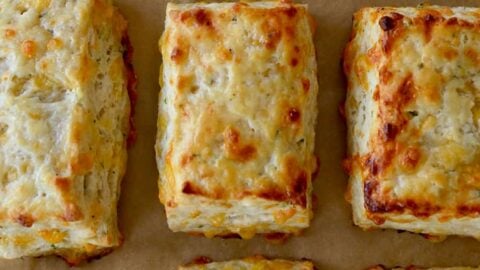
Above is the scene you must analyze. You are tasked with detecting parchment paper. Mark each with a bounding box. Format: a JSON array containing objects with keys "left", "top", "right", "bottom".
[{"left": 3, "top": 0, "right": 480, "bottom": 269}]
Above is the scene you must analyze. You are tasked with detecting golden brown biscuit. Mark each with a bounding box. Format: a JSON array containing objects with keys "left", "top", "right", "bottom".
[
  {"left": 180, "top": 256, "right": 314, "bottom": 270},
  {"left": 157, "top": 1, "right": 318, "bottom": 238},
  {"left": 344, "top": 6, "right": 480, "bottom": 239},
  {"left": 0, "top": 0, "right": 132, "bottom": 264}
]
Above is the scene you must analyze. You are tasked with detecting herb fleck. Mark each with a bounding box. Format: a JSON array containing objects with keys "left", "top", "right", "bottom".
[{"left": 407, "top": 111, "right": 418, "bottom": 117}]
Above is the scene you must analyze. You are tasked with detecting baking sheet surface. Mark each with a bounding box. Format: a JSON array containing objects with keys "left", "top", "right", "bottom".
[{"left": 3, "top": 0, "right": 480, "bottom": 269}]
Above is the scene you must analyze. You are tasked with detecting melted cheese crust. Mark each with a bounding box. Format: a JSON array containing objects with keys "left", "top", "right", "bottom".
[
  {"left": 157, "top": 2, "right": 318, "bottom": 237},
  {"left": 344, "top": 6, "right": 480, "bottom": 239},
  {"left": 179, "top": 256, "right": 314, "bottom": 270},
  {"left": 0, "top": 0, "right": 130, "bottom": 263}
]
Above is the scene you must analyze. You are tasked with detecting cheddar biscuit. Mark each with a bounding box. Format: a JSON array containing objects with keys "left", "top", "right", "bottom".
[
  {"left": 344, "top": 6, "right": 480, "bottom": 239},
  {"left": 0, "top": 0, "right": 133, "bottom": 264},
  {"left": 179, "top": 256, "right": 314, "bottom": 270},
  {"left": 157, "top": 1, "right": 318, "bottom": 238}
]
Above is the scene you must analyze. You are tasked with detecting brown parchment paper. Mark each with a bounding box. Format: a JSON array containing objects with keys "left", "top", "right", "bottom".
[{"left": 3, "top": 0, "right": 480, "bottom": 269}]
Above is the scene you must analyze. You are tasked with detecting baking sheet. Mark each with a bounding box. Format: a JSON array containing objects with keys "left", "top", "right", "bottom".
[{"left": 4, "top": 0, "right": 480, "bottom": 269}]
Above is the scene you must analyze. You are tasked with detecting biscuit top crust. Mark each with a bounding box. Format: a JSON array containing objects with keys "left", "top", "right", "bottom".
[
  {"left": 344, "top": 6, "right": 480, "bottom": 223},
  {"left": 159, "top": 2, "right": 318, "bottom": 207}
]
